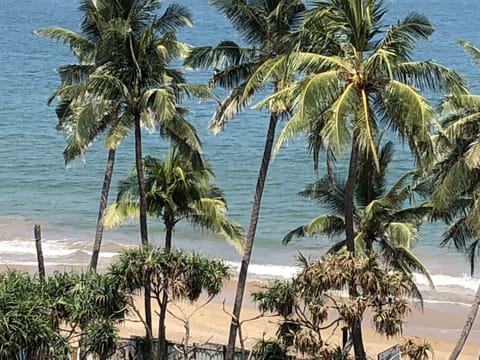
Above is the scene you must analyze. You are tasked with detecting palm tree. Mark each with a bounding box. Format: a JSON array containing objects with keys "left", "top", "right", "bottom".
[
  {"left": 40, "top": 1, "right": 210, "bottom": 341},
  {"left": 283, "top": 141, "right": 433, "bottom": 299},
  {"left": 40, "top": 0, "right": 209, "bottom": 258},
  {"left": 250, "top": 2, "right": 465, "bottom": 357},
  {"left": 83, "top": 0, "right": 209, "bottom": 247},
  {"left": 104, "top": 150, "right": 243, "bottom": 357},
  {"left": 430, "top": 39, "right": 480, "bottom": 360},
  {"left": 104, "top": 150, "right": 244, "bottom": 251},
  {"left": 184, "top": 1, "right": 308, "bottom": 355},
  {"left": 35, "top": 0, "right": 122, "bottom": 272}
]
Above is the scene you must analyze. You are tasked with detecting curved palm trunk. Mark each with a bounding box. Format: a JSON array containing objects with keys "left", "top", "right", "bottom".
[
  {"left": 157, "top": 220, "right": 174, "bottom": 359},
  {"left": 89, "top": 148, "right": 116, "bottom": 271},
  {"left": 345, "top": 133, "right": 366, "bottom": 360},
  {"left": 134, "top": 112, "right": 153, "bottom": 355},
  {"left": 449, "top": 283, "right": 480, "bottom": 360},
  {"left": 226, "top": 112, "right": 278, "bottom": 360}
]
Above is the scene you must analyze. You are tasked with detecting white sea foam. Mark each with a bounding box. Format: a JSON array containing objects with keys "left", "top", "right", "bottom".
[
  {"left": 226, "top": 261, "right": 299, "bottom": 279},
  {"left": 422, "top": 299, "right": 471, "bottom": 307},
  {"left": 414, "top": 273, "right": 480, "bottom": 292},
  {"left": 0, "top": 238, "right": 81, "bottom": 257}
]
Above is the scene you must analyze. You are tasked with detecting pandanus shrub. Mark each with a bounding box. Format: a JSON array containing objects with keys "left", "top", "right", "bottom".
[{"left": 253, "top": 249, "right": 416, "bottom": 358}]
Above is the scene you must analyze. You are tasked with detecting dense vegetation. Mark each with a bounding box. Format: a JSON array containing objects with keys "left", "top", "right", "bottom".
[{"left": 1, "top": 0, "right": 477, "bottom": 359}]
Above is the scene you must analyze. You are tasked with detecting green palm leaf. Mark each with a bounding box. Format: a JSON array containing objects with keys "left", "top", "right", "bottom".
[
  {"left": 34, "top": 27, "right": 95, "bottom": 61},
  {"left": 283, "top": 215, "right": 345, "bottom": 244}
]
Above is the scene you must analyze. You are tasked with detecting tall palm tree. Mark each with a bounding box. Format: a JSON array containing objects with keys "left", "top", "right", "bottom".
[
  {"left": 41, "top": 1, "right": 210, "bottom": 341},
  {"left": 283, "top": 141, "right": 433, "bottom": 299},
  {"left": 77, "top": 0, "right": 208, "bottom": 245},
  {"left": 104, "top": 150, "right": 243, "bottom": 357},
  {"left": 35, "top": 0, "right": 123, "bottom": 272},
  {"left": 249, "top": 1, "right": 465, "bottom": 358},
  {"left": 184, "top": 1, "right": 308, "bottom": 356},
  {"left": 430, "top": 39, "right": 480, "bottom": 360}
]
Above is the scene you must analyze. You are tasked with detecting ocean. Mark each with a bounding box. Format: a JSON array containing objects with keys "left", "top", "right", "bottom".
[{"left": 1, "top": 0, "right": 480, "bottom": 307}]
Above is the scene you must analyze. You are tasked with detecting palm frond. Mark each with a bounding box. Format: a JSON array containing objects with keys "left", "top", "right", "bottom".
[
  {"left": 272, "top": 69, "right": 348, "bottom": 154},
  {"left": 184, "top": 41, "right": 255, "bottom": 70},
  {"left": 189, "top": 198, "right": 245, "bottom": 252},
  {"left": 457, "top": 38, "right": 480, "bottom": 68},
  {"left": 209, "top": 84, "right": 254, "bottom": 134},
  {"left": 103, "top": 202, "right": 139, "bottom": 228},
  {"left": 394, "top": 61, "right": 467, "bottom": 95},
  {"left": 372, "top": 11, "right": 433, "bottom": 61},
  {"left": 440, "top": 217, "right": 471, "bottom": 252},
  {"left": 299, "top": 176, "right": 346, "bottom": 214},
  {"left": 282, "top": 215, "right": 345, "bottom": 244},
  {"left": 464, "top": 136, "right": 480, "bottom": 169},
  {"left": 152, "top": 3, "right": 192, "bottom": 33},
  {"left": 34, "top": 27, "right": 94, "bottom": 61},
  {"left": 430, "top": 159, "right": 471, "bottom": 212},
  {"left": 380, "top": 240, "right": 434, "bottom": 292},
  {"left": 210, "top": 0, "right": 269, "bottom": 46},
  {"left": 379, "top": 79, "right": 434, "bottom": 166}
]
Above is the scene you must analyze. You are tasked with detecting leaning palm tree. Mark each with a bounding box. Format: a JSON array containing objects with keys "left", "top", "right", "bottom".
[
  {"left": 104, "top": 149, "right": 243, "bottom": 357},
  {"left": 183, "top": 1, "right": 310, "bottom": 355},
  {"left": 42, "top": 1, "right": 211, "bottom": 341},
  {"left": 284, "top": 141, "right": 433, "bottom": 299},
  {"left": 430, "top": 39, "right": 480, "bottom": 360},
  {"left": 249, "top": 2, "right": 465, "bottom": 356},
  {"left": 35, "top": 0, "right": 124, "bottom": 272},
  {"left": 75, "top": 0, "right": 208, "bottom": 246}
]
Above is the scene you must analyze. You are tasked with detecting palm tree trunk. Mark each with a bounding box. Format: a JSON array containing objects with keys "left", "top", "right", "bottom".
[
  {"left": 134, "top": 113, "right": 149, "bottom": 246},
  {"left": 345, "top": 133, "right": 366, "bottom": 360},
  {"left": 226, "top": 112, "right": 278, "bottom": 360},
  {"left": 164, "top": 215, "right": 174, "bottom": 251},
  {"left": 449, "top": 283, "right": 480, "bottom": 360},
  {"left": 158, "top": 222, "right": 173, "bottom": 359},
  {"left": 157, "top": 290, "right": 169, "bottom": 359},
  {"left": 90, "top": 148, "right": 116, "bottom": 271},
  {"left": 134, "top": 112, "right": 153, "bottom": 355},
  {"left": 345, "top": 133, "right": 359, "bottom": 253}
]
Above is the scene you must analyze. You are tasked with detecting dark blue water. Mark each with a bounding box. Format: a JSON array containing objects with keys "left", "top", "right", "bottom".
[{"left": 1, "top": 0, "right": 480, "bottom": 302}]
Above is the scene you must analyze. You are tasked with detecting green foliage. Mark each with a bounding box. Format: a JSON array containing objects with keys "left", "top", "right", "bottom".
[
  {"left": 184, "top": 0, "right": 307, "bottom": 131},
  {"left": 84, "top": 318, "right": 118, "bottom": 360},
  {"left": 432, "top": 39, "right": 480, "bottom": 274},
  {"left": 400, "top": 337, "right": 434, "bottom": 360},
  {"left": 246, "top": 0, "right": 466, "bottom": 171},
  {"left": 108, "top": 244, "right": 231, "bottom": 302},
  {"left": 104, "top": 150, "right": 244, "bottom": 251},
  {"left": 252, "top": 249, "right": 414, "bottom": 358},
  {"left": 251, "top": 338, "right": 288, "bottom": 360},
  {"left": 0, "top": 270, "right": 70, "bottom": 360},
  {"left": 283, "top": 142, "right": 433, "bottom": 297},
  {"left": 0, "top": 269, "right": 126, "bottom": 360}
]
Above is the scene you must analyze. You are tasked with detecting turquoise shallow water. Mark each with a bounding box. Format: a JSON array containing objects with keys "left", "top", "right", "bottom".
[{"left": 1, "top": 0, "right": 480, "bottom": 304}]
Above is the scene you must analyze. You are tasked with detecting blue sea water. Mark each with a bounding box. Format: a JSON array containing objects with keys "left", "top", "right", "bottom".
[{"left": 1, "top": 0, "right": 480, "bottom": 304}]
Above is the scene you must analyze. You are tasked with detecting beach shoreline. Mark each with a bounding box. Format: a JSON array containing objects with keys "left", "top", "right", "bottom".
[{"left": 1, "top": 263, "right": 480, "bottom": 358}]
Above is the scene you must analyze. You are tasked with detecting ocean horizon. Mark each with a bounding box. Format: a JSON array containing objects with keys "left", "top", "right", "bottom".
[{"left": 2, "top": 0, "right": 480, "bottom": 307}]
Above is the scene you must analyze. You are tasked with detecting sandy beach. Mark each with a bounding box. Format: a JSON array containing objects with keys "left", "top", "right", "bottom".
[
  {"left": 2, "top": 262, "right": 479, "bottom": 358},
  {"left": 115, "top": 280, "right": 480, "bottom": 360}
]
